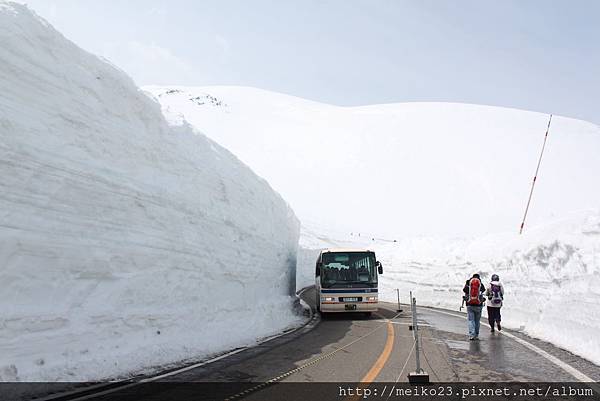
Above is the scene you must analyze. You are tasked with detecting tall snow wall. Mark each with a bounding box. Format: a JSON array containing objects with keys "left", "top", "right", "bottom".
[{"left": 0, "top": 2, "right": 300, "bottom": 381}]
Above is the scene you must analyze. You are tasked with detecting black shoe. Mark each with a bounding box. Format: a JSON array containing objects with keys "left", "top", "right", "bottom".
[
  {"left": 490, "top": 327, "right": 495, "bottom": 333},
  {"left": 497, "top": 322, "right": 502, "bottom": 331}
]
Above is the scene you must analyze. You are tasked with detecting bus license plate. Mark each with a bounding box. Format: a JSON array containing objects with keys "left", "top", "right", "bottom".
[
  {"left": 345, "top": 304, "right": 357, "bottom": 310},
  {"left": 344, "top": 297, "right": 358, "bottom": 302}
]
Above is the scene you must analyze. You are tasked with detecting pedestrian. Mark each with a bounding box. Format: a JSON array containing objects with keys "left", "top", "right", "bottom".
[
  {"left": 486, "top": 274, "right": 504, "bottom": 332},
  {"left": 463, "top": 273, "right": 485, "bottom": 341}
]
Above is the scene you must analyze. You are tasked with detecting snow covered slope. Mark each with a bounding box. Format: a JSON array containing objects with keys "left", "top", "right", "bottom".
[
  {"left": 146, "top": 86, "right": 600, "bottom": 365},
  {"left": 145, "top": 85, "right": 600, "bottom": 238},
  {"left": 0, "top": 2, "right": 300, "bottom": 381}
]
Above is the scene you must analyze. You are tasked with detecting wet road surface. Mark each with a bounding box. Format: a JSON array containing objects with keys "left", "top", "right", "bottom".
[
  {"left": 414, "top": 306, "right": 599, "bottom": 382},
  {"left": 50, "top": 286, "right": 599, "bottom": 401}
]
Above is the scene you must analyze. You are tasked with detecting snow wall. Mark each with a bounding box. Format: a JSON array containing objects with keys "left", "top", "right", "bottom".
[{"left": 0, "top": 2, "right": 300, "bottom": 381}]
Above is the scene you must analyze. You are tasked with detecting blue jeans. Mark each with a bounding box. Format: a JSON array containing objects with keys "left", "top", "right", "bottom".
[{"left": 467, "top": 305, "right": 483, "bottom": 337}]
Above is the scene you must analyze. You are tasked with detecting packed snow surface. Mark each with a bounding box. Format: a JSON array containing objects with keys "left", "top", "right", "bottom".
[
  {"left": 0, "top": 2, "right": 301, "bottom": 381},
  {"left": 148, "top": 86, "right": 600, "bottom": 366}
]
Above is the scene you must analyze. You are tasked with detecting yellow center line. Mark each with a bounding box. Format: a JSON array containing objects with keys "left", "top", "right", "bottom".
[
  {"left": 360, "top": 312, "right": 395, "bottom": 383},
  {"left": 226, "top": 309, "right": 401, "bottom": 401},
  {"left": 346, "top": 312, "right": 395, "bottom": 401}
]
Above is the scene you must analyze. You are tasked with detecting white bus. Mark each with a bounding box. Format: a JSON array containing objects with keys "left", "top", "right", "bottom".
[{"left": 315, "top": 248, "right": 383, "bottom": 316}]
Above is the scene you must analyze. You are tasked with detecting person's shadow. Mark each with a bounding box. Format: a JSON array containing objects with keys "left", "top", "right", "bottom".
[{"left": 487, "top": 333, "right": 507, "bottom": 366}]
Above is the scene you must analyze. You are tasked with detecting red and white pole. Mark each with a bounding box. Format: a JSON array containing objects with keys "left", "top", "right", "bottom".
[{"left": 519, "top": 114, "right": 553, "bottom": 234}]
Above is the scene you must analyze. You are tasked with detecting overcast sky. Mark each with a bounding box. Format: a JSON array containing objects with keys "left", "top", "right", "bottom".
[{"left": 23, "top": 0, "right": 600, "bottom": 124}]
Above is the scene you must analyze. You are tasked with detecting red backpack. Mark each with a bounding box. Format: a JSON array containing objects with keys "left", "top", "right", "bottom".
[{"left": 469, "top": 278, "right": 482, "bottom": 305}]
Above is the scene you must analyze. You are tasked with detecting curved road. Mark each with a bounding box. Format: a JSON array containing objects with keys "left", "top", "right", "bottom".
[{"left": 53, "top": 286, "right": 600, "bottom": 401}]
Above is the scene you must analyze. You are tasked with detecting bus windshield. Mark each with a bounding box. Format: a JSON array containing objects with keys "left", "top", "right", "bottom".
[{"left": 321, "top": 252, "right": 377, "bottom": 288}]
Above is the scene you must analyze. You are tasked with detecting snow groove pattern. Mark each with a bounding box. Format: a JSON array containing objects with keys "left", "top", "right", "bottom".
[{"left": 0, "top": 2, "right": 300, "bottom": 381}]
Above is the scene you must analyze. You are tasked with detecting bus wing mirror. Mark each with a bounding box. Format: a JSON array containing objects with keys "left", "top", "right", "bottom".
[
  {"left": 316, "top": 263, "right": 322, "bottom": 276},
  {"left": 377, "top": 261, "right": 383, "bottom": 274}
]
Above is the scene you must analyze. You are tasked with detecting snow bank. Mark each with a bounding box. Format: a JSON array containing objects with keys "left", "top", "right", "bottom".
[
  {"left": 298, "top": 213, "right": 600, "bottom": 366},
  {"left": 0, "top": 2, "right": 300, "bottom": 381},
  {"left": 379, "top": 210, "right": 600, "bottom": 366}
]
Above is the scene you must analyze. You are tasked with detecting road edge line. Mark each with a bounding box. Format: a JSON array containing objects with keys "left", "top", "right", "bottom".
[
  {"left": 39, "top": 287, "right": 319, "bottom": 401},
  {"left": 423, "top": 307, "right": 595, "bottom": 382}
]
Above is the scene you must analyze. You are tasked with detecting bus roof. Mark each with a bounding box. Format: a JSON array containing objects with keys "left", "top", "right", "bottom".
[{"left": 321, "top": 248, "right": 373, "bottom": 254}]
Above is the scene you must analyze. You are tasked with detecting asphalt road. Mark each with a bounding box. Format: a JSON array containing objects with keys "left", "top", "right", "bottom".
[{"left": 48, "top": 286, "right": 600, "bottom": 401}]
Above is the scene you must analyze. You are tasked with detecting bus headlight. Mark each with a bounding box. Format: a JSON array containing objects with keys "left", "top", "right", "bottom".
[
  {"left": 321, "top": 297, "right": 335, "bottom": 302},
  {"left": 365, "top": 296, "right": 377, "bottom": 302}
]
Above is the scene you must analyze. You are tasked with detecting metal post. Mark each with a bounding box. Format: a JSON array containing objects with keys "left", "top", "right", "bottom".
[
  {"left": 396, "top": 289, "right": 402, "bottom": 312},
  {"left": 408, "top": 295, "right": 429, "bottom": 384},
  {"left": 412, "top": 296, "right": 422, "bottom": 373}
]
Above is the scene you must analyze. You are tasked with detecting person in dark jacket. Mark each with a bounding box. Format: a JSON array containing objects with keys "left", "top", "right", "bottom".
[
  {"left": 486, "top": 274, "right": 504, "bottom": 332},
  {"left": 463, "top": 273, "right": 486, "bottom": 340}
]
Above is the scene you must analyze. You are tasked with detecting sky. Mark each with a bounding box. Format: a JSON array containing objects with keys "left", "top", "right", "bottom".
[{"left": 22, "top": 0, "right": 600, "bottom": 125}]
